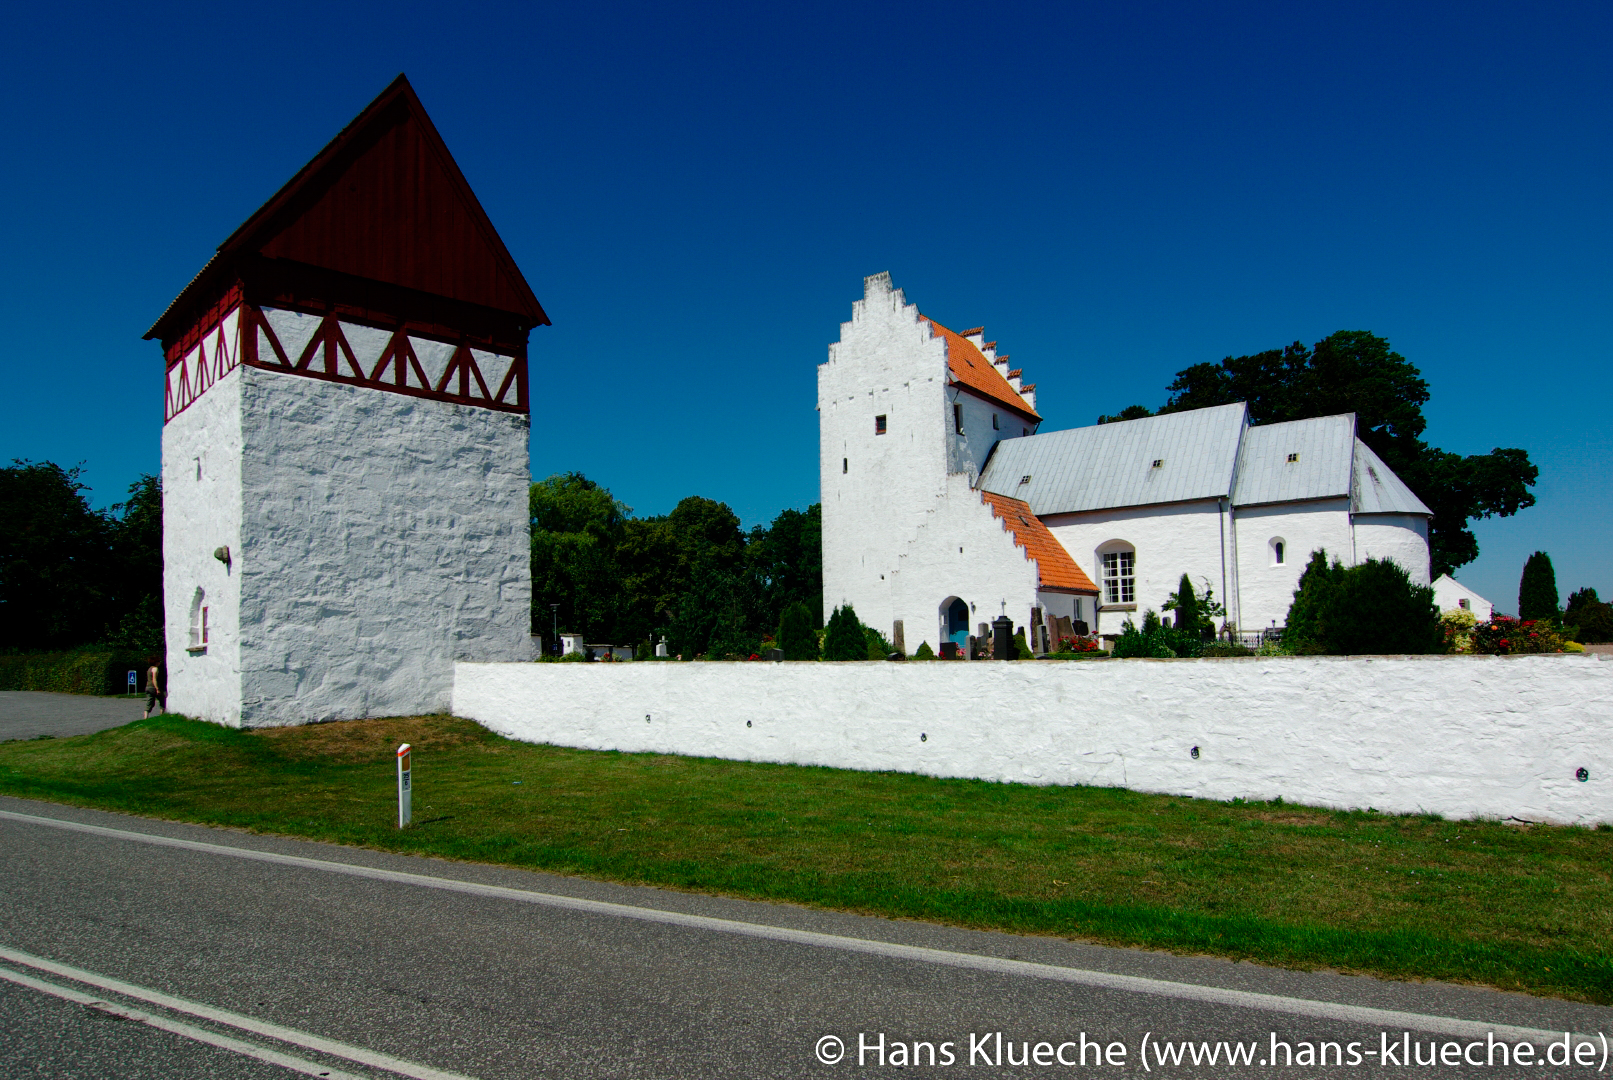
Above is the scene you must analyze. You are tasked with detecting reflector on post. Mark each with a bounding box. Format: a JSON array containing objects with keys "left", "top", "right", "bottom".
[{"left": 397, "top": 743, "right": 412, "bottom": 827}]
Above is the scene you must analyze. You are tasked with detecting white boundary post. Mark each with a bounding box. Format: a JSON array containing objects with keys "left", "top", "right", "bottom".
[{"left": 396, "top": 744, "right": 412, "bottom": 828}]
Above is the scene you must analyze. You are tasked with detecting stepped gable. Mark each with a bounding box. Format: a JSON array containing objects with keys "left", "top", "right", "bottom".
[
  {"left": 147, "top": 74, "right": 547, "bottom": 360},
  {"left": 980, "top": 491, "right": 1098, "bottom": 594},
  {"left": 923, "top": 317, "right": 1040, "bottom": 421}
]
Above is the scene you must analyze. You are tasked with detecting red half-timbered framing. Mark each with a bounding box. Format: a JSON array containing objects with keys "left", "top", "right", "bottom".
[
  {"left": 164, "top": 302, "right": 527, "bottom": 423},
  {"left": 148, "top": 74, "right": 546, "bottom": 425},
  {"left": 244, "top": 306, "right": 526, "bottom": 411}
]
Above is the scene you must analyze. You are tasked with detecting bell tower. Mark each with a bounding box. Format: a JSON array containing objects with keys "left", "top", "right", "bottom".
[{"left": 146, "top": 75, "right": 546, "bottom": 726}]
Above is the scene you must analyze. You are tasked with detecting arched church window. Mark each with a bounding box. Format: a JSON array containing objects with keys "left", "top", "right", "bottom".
[
  {"left": 1098, "top": 545, "right": 1135, "bottom": 605},
  {"left": 1270, "top": 538, "right": 1286, "bottom": 566}
]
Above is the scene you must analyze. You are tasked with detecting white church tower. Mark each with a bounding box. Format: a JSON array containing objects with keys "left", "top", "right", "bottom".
[
  {"left": 145, "top": 76, "right": 543, "bottom": 725},
  {"left": 819, "top": 273, "right": 1098, "bottom": 656}
]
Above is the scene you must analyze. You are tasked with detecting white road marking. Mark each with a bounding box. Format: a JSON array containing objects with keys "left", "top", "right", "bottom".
[
  {"left": 0, "top": 807, "right": 1596, "bottom": 1049},
  {"left": 0, "top": 945, "right": 476, "bottom": 1080},
  {"left": 0, "top": 963, "right": 368, "bottom": 1079}
]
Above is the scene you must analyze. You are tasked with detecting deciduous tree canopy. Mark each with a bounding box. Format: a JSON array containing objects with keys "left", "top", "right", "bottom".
[
  {"left": 530, "top": 472, "right": 822, "bottom": 659},
  {"left": 0, "top": 461, "right": 162, "bottom": 652}
]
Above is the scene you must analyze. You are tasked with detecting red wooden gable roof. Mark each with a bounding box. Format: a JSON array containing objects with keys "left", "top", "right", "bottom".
[{"left": 147, "top": 74, "right": 547, "bottom": 345}]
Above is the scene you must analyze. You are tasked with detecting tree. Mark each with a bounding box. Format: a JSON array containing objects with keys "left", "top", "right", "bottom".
[
  {"left": 529, "top": 472, "right": 630, "bottom": 641},
  {"left": 777, "top": 601, "right": 818, "bottom": 660},
  {"left": 1518, "top": 551, "right": 1559, "bottom": 622},
  {"left": 0, "top": 461, "right": 114, "bottom": 650},
  {"left": 1565, "top": 588, "right": 1613, "bottom": 644},
  {"left": 822, "top": 604, "right": 868, "bottom": 661},
  {"left": 747, "top": 504, "right": 822, "bottom": 630},
  {"left": 107, "top": 474, "right": 163, "bottom": 654},
  {"left": 1098, "top": 332, "right": 1537, "bottom": 576}
]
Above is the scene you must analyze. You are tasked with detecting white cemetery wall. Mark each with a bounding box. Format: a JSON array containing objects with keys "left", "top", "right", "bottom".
[
  {"left": 162, "top": 359, "right": 245, "bottom": 725},
  {"left": 237, "top": 369, "right": 531, "bottom": 725},
  {"left": 455, "top": 654, "right": 1613, "bottom": 825}
]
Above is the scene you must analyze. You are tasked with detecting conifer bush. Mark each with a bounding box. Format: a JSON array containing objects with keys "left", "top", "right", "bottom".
[
  {"left": 777, "top": 602, "right": 819, "bottom": 660},
  {"left": 822, "top": 605, "right": 869, "bottom": 661},
  {"left": 1518, "top": 551, "right": 1560, "bottom": 622},
  {"left": 912, "top": 640, "right": 936, "bottom": 660}
]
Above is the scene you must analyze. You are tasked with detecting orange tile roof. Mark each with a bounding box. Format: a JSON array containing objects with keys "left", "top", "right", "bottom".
[
  {"left": 980, "top": 490, "right": 1098, "bottom": 593},
  {"left": 923, "top": 318, "right": 1041, "bottom": 421}
]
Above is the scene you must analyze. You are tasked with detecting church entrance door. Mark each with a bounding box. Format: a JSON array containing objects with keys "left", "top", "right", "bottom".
[{"left": 944, "top": 597, "right": 970, "bottom": 653}]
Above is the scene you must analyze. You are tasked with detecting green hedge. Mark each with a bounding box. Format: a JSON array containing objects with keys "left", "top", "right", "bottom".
[{"left": 0, "top": 651, "right": 148, "bottom": 695}]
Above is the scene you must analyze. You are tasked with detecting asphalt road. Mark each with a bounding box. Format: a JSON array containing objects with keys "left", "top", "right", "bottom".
[
  {"left": 0, "top": 691, "right": 147, "bottom": 742},
  {"left": 2, "top": 795, "right": 1610, "bottom": 1079}
]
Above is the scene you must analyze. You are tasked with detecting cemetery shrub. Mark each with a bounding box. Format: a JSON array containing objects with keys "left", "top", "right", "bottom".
[
  {"left": 864, "top": 624, "right": 896, "bottom": 660},
  {"left": 822, "top": 605, "right": 869, "bottom": 661},
  {"left": 1517, "top": 551, "right": 1559, "bottom": 623},
  {"left": 1283, "top": 555, "right": 1440, "bottom": 655},
  {"left": 912, "top": 640, "right": 937, "bottom": 661},
  {"left": 777, "top": 602, "right": 819, "bottom": 660}
]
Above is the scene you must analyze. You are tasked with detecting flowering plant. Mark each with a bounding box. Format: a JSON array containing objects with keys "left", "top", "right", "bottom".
[
  {"left": 1467, "top": 615, "right": 1565, "bottom": 655},
  {"left": 1054, "top": 634, "right": 1102, "bottom": 654}
]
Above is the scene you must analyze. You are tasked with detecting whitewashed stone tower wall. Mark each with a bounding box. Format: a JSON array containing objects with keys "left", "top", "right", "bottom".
[{"left": 148, "top": 76, "right": 545, "bottom": 725}]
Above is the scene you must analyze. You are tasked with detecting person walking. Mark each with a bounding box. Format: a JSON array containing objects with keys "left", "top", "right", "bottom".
[{"left": 143, "top": 659, "right": 165, "bottom": 718}]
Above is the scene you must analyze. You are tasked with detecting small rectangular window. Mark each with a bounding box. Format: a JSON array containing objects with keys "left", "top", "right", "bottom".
[
  {"left": 992, "top": 414, "right": 999, "bottom": 430},
  {"left": 201, "top": 607, "right": 209, "bottom": 645},
  {"left": 953, "top": 403, "right": 964, "bottom": 435},
  {"left": 842, "top": 458, "right": 848, "bottom": 474},
  {"left": 1151, "top": 459, "right": 1163, "bottom": 469},
  {"left": 1459, "top": 597, "right": 1470, "bottom": 610},
  {"left": 1287, "top": 452, "right": 1300, "bottom": 463},
  {"left": 875, "top": 414, "right": 887, "bottom": 435}
]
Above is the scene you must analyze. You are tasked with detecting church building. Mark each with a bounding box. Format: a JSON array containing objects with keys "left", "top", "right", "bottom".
[
  {"left": 147, "top": 76, "right": 542, "bottom": 724},
  {"left": 820, "top": 273, "right": 1432, "bottom": 653}
]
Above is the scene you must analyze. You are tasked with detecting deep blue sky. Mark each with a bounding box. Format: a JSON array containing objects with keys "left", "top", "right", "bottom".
[{"left": 2, "top": 2, "right": 1607, "bottom": 611}]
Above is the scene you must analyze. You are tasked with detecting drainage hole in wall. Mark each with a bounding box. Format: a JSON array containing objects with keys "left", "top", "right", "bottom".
[
  {"left": 1190, "top": 745, "right": 1200, "bottom": 759},
  {"left": 921, "top": 733, "right": 927, "bottom": 742},
  {"left": 1578, "top": 767, "right": 1589, "bottom": 782},
  {"left": 746, "top": 720, "right": 752, "bottom": 728}
]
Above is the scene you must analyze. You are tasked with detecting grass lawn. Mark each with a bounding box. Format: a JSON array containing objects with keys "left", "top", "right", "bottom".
[{"left": 2, "top": 713, "right": 1610, "bottom": 1003}]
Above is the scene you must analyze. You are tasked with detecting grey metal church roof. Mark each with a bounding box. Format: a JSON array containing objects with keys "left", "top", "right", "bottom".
[
  {"left": 979, "top": 402, "right": 1247, "bottom": 514},
  {"left": 1230, "top": 414, "right": 1356, "bottom": 507},
  {"left": 1351, "top": 439, "right": 1432, "bottom": 515},
  {"left": 980, "top": 403, "right": 1431, "bottom": 518}
]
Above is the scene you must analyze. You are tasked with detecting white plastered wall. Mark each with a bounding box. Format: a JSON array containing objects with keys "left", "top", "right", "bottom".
[
  {"left": 1353, "top": 514, "right": 1432, "bottom": 586},
  {"left": 235, "top": 368, "right": 532, "bottom": 725},
  {"left": 456, "top": 654, "right": 1613, "bottom": 826},
  {"left": 1434, "top": 575, "right": 1494, "bottom": 620},
  {"left": 162, "top": 358, "right": 244, "bottom": 725},
  {"left": 1042, "top": 500, "right": 1228, "bottom": 635},
  {"left": 1230, "top": 499, "right": 1353, "bottom": 632},
  {"left": 889, "top": 474, "right": 1042, "bottom": 655}
]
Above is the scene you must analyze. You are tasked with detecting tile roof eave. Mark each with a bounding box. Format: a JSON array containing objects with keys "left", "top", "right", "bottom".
[{"left": 952, "top": 379, "right": 1041, "bottom": 423}]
